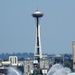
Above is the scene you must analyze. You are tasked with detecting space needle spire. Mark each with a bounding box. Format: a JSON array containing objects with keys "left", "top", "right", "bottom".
[{"left": 32, "top": 10, "right": 43, "bottom": 64}]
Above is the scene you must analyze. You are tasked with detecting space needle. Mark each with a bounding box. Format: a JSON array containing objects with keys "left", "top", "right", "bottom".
[{"left": 32, "top": 10, "right": 43, "bottom": 64}]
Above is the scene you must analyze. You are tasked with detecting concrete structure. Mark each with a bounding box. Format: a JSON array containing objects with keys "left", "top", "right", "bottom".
[
  {"left": 24, "top": 58, "right": 33, "bottom": 75},
  {"left": 2, "top": 61, "right": 11, "bottom": 66},
  {"left": 24, "top": 56, "right": 63, "bottom": 75},
  {"left": 24, "top": 57, "right": 51, "bottom": 75},
  {"left": 54, "top": 55, "right": 64, "bottom": 64},
  {"left": 9, "top": 56, "right": 18, "bottom": 66},
  {"left": 32, "top": 10, "right": 43, "bottom": 64},
  {"left": 72, "top": 41, "right": 75, "bottom": 71}
]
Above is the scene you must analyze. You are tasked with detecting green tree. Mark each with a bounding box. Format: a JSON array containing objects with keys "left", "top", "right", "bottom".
[{"left": 64, "top": 61, "right": 73, "bottom": 71}]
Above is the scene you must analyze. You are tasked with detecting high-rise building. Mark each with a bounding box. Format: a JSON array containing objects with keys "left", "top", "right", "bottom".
[{"left": 72, "top": 41, "right": 75, "bottom": 71}]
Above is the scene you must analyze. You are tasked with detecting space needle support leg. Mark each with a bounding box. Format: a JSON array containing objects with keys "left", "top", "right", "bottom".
[{"left": 36, "top": 17, "right": 40, "bottom": 63}]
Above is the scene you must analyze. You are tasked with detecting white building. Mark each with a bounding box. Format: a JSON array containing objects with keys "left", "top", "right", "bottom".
[
  {"left": 72, "top": 41, "right": 75, "bottom": 71},
  {"left": 24, "top": 56, "right": 53, "bottom": 75},
  {"left": 24, "top": 58, "right": 33, "bottom": 75},
  {"left": 9, "top": 56, "right": 18, "bottom": 66}
]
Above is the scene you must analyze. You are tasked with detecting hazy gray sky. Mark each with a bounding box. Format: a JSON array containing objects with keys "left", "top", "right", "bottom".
[{"left": 0, "top": 0, "right": 75, "bottom": 54}]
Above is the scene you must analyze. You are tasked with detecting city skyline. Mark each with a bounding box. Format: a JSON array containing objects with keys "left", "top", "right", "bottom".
[{"left": 0, "top": 0, "right": 75, "bottom": 54}]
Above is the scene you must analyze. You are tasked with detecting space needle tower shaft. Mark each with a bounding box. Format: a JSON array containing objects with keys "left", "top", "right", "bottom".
[{"left": 32, "top": 10, "right": 43, "bottom": 63}]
